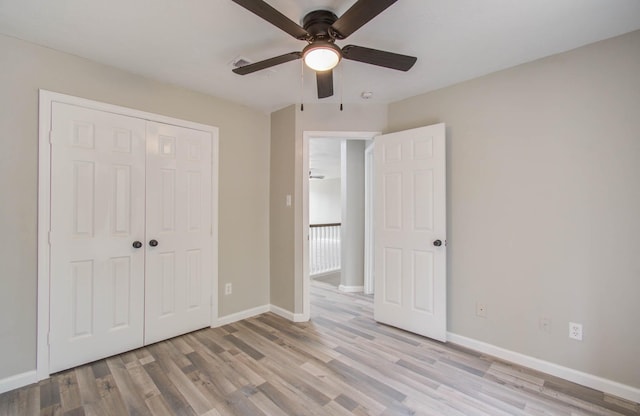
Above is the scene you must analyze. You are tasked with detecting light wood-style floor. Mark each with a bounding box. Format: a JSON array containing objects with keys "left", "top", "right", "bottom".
[{"left": 1, "top": 280, "right": 639, "bottom": 415}]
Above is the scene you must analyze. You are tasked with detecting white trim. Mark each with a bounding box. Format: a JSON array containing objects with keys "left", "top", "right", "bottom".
[
  {"left": 212, "top": 305, "right": 270, "bottom": 327},
  {"left": 210, "top": 130, "right": 220, "bottom": 328},
  {"left": 270, "top": 304, "right": 307, "bottom": 322},
  {"left": 39, "top": 90, "right": 217, "bottom": 133},
  {"left": 447, "top": 332, "right": 640, "bottom": 403},
  {"left": 37, "top": 90, "right": 219, "bottom": 380},
  {"left": 301, "top": 131, "right": 380, "bottom": 324},
  {"left": 37, "top": 91, "right": 53, "bottom": 381},
  {"left": 0, "top": 371, "right": 37, "bottom": 394},
  {"left": 363, "top": 142, "right": 375, "bottom": 295},
  {"left": 270, "top": 304, "right": 295, "bottom": 321},
  {"left": 213, "top": 304, "right": 309, "bottom": 327},
  {"left": 338, "top": 285, "right": 364, "bottom": 293}
]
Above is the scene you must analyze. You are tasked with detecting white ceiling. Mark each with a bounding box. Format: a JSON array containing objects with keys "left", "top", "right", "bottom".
[{"left": 1, "top": 0, "right": 640, "bottom": 113}]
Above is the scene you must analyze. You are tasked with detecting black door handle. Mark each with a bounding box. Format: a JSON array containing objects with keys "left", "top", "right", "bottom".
[
  {"left": 132, "top": 241, "right": 142, "bottom": 249},
  {"left": 149, "top": 239, "right": 158, "bottom": 247},
  {"left": 433, "top": 239, "right": 442, "bottom": 247}
]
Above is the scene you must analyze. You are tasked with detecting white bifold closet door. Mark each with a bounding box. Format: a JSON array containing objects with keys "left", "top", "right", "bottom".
[
  {"left": 144, "top": 121, "right": 212, "bottom": 345},
  {"left": 49, "top": 103, "right": 212, "bottom": 373}
]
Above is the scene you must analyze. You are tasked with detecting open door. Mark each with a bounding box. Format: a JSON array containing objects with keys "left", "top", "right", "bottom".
[{"left": 373, "top": 123, "right": 447, "bottom": 342}]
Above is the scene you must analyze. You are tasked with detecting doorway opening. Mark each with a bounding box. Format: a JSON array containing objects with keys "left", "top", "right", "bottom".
[{"left": 302, "top": 131, "right": 379, "bottom": 320}]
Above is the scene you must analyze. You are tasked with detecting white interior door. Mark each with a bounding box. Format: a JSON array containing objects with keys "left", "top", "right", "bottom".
[
  {"left": 144, "top": 121, "right": 213, "bottom": 344},
  {"left": 49, "top": 103, "right": 146, "bottom": 372},
  {"left": 373, "top": 123, "right": 447, "bottom": 342}
]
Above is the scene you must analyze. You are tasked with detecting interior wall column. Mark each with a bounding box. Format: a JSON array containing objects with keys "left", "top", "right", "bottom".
[{"left": 340, "top": 139, "right": 365, "bottom": 291}]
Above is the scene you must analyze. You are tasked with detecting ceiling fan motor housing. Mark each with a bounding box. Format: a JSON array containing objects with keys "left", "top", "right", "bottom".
[{"left": 302, "top": 10, "right": 339, "bottom": 40}]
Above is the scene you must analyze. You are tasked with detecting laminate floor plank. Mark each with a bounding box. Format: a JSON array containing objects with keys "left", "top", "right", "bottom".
[
  {"left": 242, "top": 319, "right": 341, "bottom": 363},
  {"left": 182, "top": 371, "right": 237, "bottom": 416},
  {"left": 57, "top": 371, "right": 82, "bottom": 413},
  {"left": 183, "top": 352, "right": 238, "bottom": 399},
  {"left": 220, "top": 388, "right": 266, "bottom": 416},
  {"left": 143, "top": 395, "right": 173, "bottom": 416},
  {"left": 255, "top": 380, "right": 324, "bottom": 416},
  {"left": 142, "top": 361, "right": 196, "bottom": 416},
  {"left": 93, "top": 373, "right": 130, "bottom": 416},
  {"left": 238, "top": 320, "right": 340, "bottom": 367},
  {"left": 299, "top": 361, "right": 388, "bottom": 415},
  {"left": 2, "top": 281, "right": 639, "bottom": 415},
  {"left": 149, "top": 342, "right": 213, "bottom": 415},
  {"left": 105, "top": 356, "right": 152, "bottom": 416},
  {"left": 123, "top": 361, "right": 161, "bottom": 402},
  {"left": 39, "top": 377, "right": 61, "bottom": 410}
]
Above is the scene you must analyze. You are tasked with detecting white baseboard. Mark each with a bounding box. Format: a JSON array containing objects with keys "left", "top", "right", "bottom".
[
  {"left": 269, "top": 304, "right": 295, "bottom": 320},
  {"left": 0, "top": 370, "right": 37, "bottom": 394},
  {"left": 269, "top": 304, "right": 308, "bottom": 322},
  {"left": 447, "top": 332, "right": 640, "bottom": 403},
  {"left": 212, "top": 304, "right": 270, "bottom": 327},
  {"left": 338, "top": 285, "right": 364, "bottom": 293},
  {"left": 213, "top": 304, "right": 309, "bottom": 327}
]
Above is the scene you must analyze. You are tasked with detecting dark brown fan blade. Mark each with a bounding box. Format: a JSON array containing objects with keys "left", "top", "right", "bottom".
[
  {"left": 316, "top": 70, "right": 334, "bottom": 99},
  {"left": 342, "top": 45, "right": 416, "bottom": 71},
  {"left": 330, "top": 0, "right": 397, "bottom": 39},
  {"left": 232, "top": 52, "right": 302, "bottom": 75},
  {"left": 231, "top": 0, "right": 309, "bottom": 40}
]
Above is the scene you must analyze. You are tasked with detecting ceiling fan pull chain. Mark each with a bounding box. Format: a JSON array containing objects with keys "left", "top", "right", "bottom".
[
  {"left": 340, "top": 64, "right": 344, "bottom": 111},
  {"left": 300, "top": 59, "right": 305, "bottom": 111}
]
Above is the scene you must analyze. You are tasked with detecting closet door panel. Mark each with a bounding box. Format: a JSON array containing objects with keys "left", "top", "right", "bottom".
[
  {"left": 49, "top": 103, "right": 146, "bottom": 372},
  {"left": 144, "top": 121, "right": 213, "bottom": 344}
]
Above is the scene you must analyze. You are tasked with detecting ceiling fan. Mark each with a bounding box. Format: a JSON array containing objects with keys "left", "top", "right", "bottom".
[{"left": 230, "top": 0, "right": 417, "bottom": 99}]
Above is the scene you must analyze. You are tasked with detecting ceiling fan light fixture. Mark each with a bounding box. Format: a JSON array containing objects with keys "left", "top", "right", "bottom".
[{"left": 303, "top": 42, "right": 342, "bottom": 71}]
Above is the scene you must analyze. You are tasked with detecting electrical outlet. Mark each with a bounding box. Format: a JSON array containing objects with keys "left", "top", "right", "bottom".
[
  {"left": 225, "top": 283, "right": 232, "bottom": 295},
  {"left": 476, "top": 303, "right": 487, "bottom": 318},
  {"left": 569, "top": 322, "right": 583, "bottom": 340},
  {"left": 539, "top": 318, "right": 551, "bottom": 333}
]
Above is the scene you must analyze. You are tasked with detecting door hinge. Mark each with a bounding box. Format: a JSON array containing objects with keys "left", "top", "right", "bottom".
[
  {"left": 48, "top": 231, "right": 52, "bottom": 245},
  {"left": 47, "top": 332, "right": 50, "bottom": 346},
  {"left": 49, "top": 130, "right": 54, "bottom": 144}
]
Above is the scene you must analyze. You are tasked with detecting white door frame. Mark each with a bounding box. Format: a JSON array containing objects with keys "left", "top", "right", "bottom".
[
  {"left": 301, "top": 130, "right": 379, "bottom": 321},
  {"left": 364, "top": 141, "right": 375, "bottom": 294},
  {"left": 37, "top": 90, "right": 219, "bottom": 380}
]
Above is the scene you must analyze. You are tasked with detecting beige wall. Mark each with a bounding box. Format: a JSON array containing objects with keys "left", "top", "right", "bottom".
[
  {"left": 388, "top": 30, "right": 640, "bottom": 388},
  {"left": 269, "top": 105, "right": 297, "bottom": 311},
  {"left": 0, "top": 34, "right": 271, "bottom": 380},
  {"left": 298, "top": 103, "right": 388, "bottom": 132}
]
